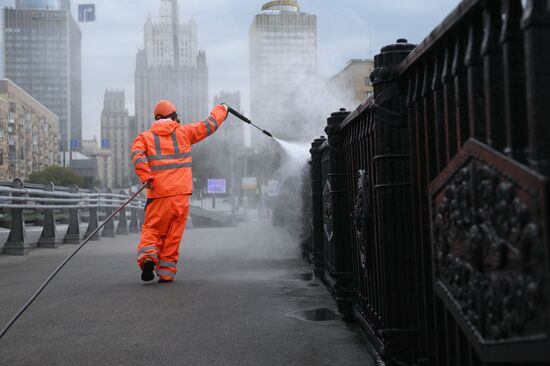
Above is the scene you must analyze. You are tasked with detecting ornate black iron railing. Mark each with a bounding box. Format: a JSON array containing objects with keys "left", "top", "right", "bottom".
[{"left": 302, "top": 1, "right": 550, "bottom": 365}]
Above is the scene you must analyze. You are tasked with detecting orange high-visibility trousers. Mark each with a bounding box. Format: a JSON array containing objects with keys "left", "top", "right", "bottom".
[{"left": 137, "top": 194, "right": 190, "bottom": 281}]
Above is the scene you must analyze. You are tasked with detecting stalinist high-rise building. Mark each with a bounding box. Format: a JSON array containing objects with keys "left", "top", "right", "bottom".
[
  {"left": 249, "top": 0, "right": 317, "bottom": 144},
  {"left": 135, "top": 0, "right": 208, "bottom": 133}
]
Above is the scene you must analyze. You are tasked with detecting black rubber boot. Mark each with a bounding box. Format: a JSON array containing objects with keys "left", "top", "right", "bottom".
[{"left": 141, "top": 260, "right": 155, "bottom": 282}]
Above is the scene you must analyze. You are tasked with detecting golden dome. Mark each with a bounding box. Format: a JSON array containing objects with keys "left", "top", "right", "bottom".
[{"left": 261, "top": 0, "right": 300, "bottom": 12}]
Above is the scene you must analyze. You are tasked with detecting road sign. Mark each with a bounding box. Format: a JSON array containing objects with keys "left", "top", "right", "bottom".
[
  {"left": 242, "top": 177, "right": 257, "bottom": 190},
  {"left": 266, "top": 180, "right": 280, "bottom": 197},
  {"left": 78, "top": 4, "right": 96, "bottom": 22},
  {"left": 207, "top": 179, "right": 226, "bottom": 194},
  {"left": 101, "top": 138, "right": 110, "bottom": 148},
  {"left": 70, "top": 139, "right": 78, "bottom": 148}
]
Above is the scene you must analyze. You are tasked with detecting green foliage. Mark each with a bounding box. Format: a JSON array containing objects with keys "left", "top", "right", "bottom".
[
  {"left": 27, "top": 166, "right": 99, "bottom": 189},
  {"left": 192, "top": 139, "right": 231, "bottom": 183},
  {"left": 81, "top": 176, "right": 102, "bottom": 189}
]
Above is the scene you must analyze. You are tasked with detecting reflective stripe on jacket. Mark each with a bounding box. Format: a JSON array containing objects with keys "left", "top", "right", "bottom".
[{"left": 131, "top": 105, "right": 228, "bottom": 198}]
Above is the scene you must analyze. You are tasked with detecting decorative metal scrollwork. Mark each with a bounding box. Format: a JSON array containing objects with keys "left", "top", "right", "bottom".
[
  {"left": 323, "top": 180, "right": 334, "bottom": 242},
  {"left": 353, "top": 170, "right": 371, "bottom": 271},
  {"left": 432, "top": 156, "right": 546, "bottom": 343}
]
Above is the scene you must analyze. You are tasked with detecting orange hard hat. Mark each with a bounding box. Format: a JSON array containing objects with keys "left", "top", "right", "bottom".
[{"left": 154, "top": 100, "right": 177, "bottom": 119}]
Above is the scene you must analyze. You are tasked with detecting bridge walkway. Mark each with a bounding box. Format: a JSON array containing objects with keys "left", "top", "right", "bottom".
[{"left": 0, "top": 221, "right": 373, "bottom": 366}]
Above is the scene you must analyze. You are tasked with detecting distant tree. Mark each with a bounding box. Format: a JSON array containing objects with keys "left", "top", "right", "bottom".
[
  {"left": 81, "top": 176, "right": 101, "bottom": 189},
  {"left": 192, "top": 139, "right": 230, "bottom": 183},
  {"left": 28, "top": 167, "right": 84, "bottom": 188}
]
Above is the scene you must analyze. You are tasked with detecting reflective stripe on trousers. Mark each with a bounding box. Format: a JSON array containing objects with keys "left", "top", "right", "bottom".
[
  {"left": 137, "top": 195, "right": 190, "bottom": 277},
  {"left": 138, "top": 252, "right": 158, "bottom": 262},
  {"left": 138, "top": 245, "right": 156, "bottom": 255},
  {"left": 137, "top": 244, "right": 158, "bottom": 266},
  {"left": 157, "top": 269, "right": 176, "bottom": 279},
  {"left": 158, "top": 260, "right": 177, "bottom": 269}
]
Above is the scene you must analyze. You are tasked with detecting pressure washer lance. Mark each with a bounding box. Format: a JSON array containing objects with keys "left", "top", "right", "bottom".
[
  {"left": 0, "top": 183, "right": 148, "bottom": 343},
  {"left": 225, "top": 105, "right": 274, "bottom": 138}
]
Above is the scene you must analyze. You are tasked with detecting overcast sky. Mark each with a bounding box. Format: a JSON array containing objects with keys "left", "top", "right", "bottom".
[{"left": 0, "top": 0, "right": 460, "bottom": 140}]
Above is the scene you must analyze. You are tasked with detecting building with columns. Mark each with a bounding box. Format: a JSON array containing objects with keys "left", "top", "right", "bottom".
[
  {"left": 100, "top": 90, "right": 135, "bottom": 188},
  {"left": 135, "top": 0, "right": 208, "bottom": 133}
]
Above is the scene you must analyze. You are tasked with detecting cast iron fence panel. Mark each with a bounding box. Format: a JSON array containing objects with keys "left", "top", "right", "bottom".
[
  {"left": 302, "top": 0, "right": 550, "bottom": 364},
  {"left": 401, "top": 0, "right": 549, "bottom": 364}
]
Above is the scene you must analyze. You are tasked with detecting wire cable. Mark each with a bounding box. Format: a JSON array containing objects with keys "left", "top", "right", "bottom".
[{"left": 0, "top": 183, "right": 147, "bottom": 343}]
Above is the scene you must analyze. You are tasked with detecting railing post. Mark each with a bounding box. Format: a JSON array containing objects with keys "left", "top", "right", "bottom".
[
  {"left": 129, "top": 187, "right": 140, "bottom": 233},
  {"left": 102, "top": 188, "right": 115, "bottom": 237},
  {"left": 63, "top": 185, "right": 81, "bottom": 244},
  {"left": 129, "top": 187, "right": 140, "bottom": 234},
  {"left": 501, "top": 0, "right": 528, "bottom": 161},
  {"left": 300, "top": 166, "right": 312, "bottom": 259},
  {"left": 522, "top": 0, "right": 550, "bottom": 175},
  {"left": 309, "top": 136, "right": 326, "bottom": 277},
  {"left": 3, "top": 179, "right": 28, "bottom": 255},
  {"left": 139, "top": 203, "right": 145, "bottom": 229},
  {"left": 116, "top": 190, "right": 129, "bottom": 235},
  {"left": 371, "top": 39, "right": 417, "bottom": 362},
  {"left": 465, "top": 15, "right": 484, "bottom": 143},
  {"left": 84, "top": 187, "right": 100, "bottom": 241},
  {"left": 324, "top": 108, "right": 352, "bottom": 317},
  {"left": 482, "top": 0, "right": 506, "bottom": 151},
  {"left": 38, "top": 182, "right": 58, "bottom": 248},
  {"left": 129, "top": 206, "right": 140, "bottom": 233}
]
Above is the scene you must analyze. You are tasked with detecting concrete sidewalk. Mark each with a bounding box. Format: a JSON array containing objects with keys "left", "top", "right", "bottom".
[{"left": 0, "top": 222, "right": 374, "bottom": 366}]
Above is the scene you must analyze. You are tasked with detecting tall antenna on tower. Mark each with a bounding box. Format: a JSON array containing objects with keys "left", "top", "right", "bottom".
[
  {"left": 369, "top": 21, "right": 374, "bottom": 59},
  {"left": 171, "top": 0, "right": 180, "bottom": 66}
]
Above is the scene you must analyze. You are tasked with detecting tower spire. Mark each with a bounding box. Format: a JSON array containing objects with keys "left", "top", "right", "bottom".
[
  {"left": 171, "top": 0, "right": 180, "bottom": 66},
  {"left": 159, "top": 0, "right": 171, "bottom": 23}
]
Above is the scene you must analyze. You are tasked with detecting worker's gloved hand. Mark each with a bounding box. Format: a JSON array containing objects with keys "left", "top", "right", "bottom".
[
  {"left": 144, "top": 179, "right": 153, "bottom": 189},
  {"left": 220, "top": 103, "right": 229, "bottom": 112}
]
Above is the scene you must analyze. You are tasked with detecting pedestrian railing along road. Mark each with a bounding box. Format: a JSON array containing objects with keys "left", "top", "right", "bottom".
[
  {"left": 0, "top": 179, "right": 146, "bottom": 256},
  {"left": 0, "top": 179, "right": 235, "bottom": 256}
]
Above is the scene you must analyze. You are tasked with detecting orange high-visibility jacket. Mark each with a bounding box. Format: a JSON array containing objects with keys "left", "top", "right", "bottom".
[{"left": 131, "top": 105, "right": 228, "bottom": 198}]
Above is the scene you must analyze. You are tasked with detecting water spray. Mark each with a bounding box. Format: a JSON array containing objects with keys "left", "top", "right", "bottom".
[{"left": 225, "top": 105, "right": 274, "bottom": 139}]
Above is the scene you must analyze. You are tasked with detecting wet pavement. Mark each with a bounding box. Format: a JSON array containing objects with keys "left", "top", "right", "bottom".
[{"left": 0, "top": 221, "right": 374, "bottom": 365}]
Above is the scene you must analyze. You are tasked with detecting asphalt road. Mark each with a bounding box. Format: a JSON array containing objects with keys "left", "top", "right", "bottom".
[{"left": 0, "top": 221, "right": 374, "bottom": 366}]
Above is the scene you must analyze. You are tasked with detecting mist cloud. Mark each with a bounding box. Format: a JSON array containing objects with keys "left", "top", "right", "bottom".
[{"left": 0, "top": 0, "right": 460, "bottom": 139}]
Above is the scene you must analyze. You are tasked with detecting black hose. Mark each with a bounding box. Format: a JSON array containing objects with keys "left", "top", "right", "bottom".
[{"left": 0, "top": 183, "right": 148, "bottom": 343}]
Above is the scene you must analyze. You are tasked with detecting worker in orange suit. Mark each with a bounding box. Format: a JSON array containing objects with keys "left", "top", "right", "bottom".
[{"left": 131, "top": 100, "right": 229, "bottom": 282}]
